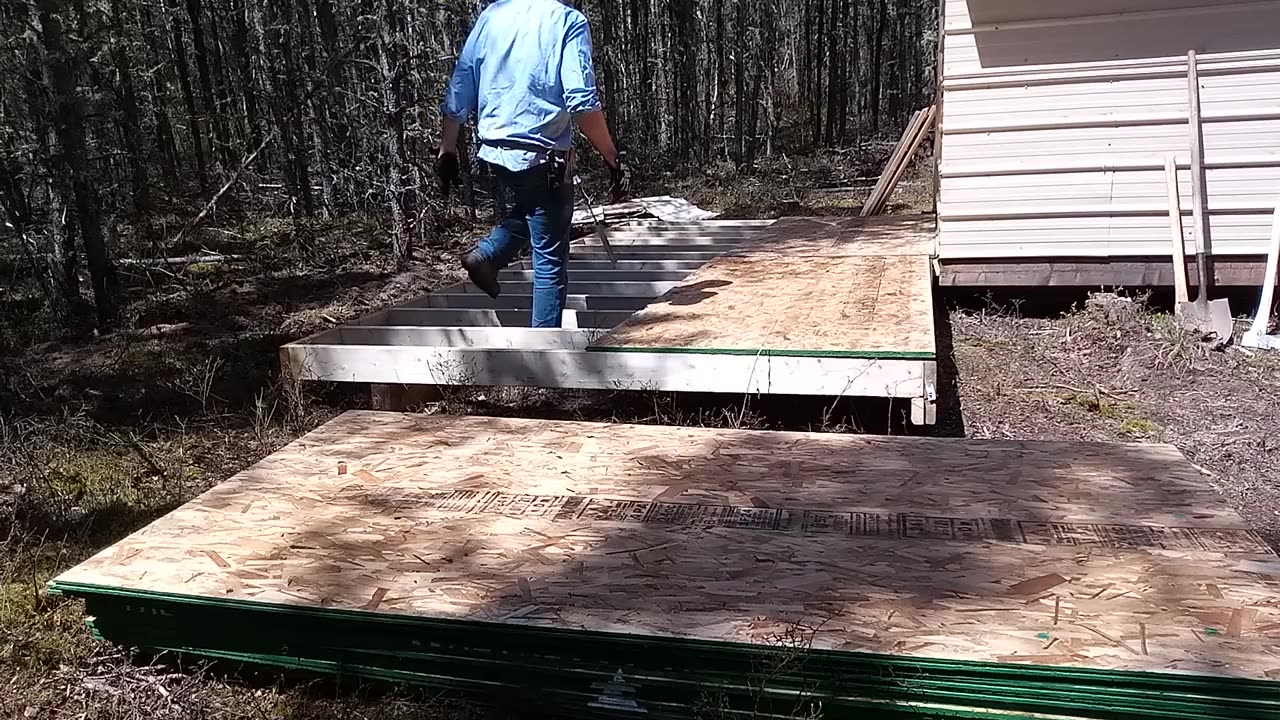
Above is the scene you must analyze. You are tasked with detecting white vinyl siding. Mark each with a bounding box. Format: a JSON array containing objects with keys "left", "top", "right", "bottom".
[{"left": 937, "top": 0, "right": 1280, "bottom": 260}]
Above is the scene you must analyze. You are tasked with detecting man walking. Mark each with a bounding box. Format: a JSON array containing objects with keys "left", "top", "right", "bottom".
[{"left": 436, "top": 0, "right": 628, "bottom": 328}]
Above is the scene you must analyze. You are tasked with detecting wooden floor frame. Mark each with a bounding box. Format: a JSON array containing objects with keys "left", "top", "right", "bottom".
[{"left": 281, "top": 219, "right": 940, "bottom": 425}]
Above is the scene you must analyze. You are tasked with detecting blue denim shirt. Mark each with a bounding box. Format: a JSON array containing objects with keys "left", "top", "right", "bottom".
[{"left": 441, "top": 0, "right": 601, "bottom": 172}]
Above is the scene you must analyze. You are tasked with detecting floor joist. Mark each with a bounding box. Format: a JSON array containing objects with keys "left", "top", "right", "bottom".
[
  {"left": 543, "top": 259, "right": 713, "bottom": 271},
  {"left": 437, "top": 280, "right": 681, "bottom": 296},
  {"left": 304, "top": 326, "right": 600, "bottom": 349},
  {"left": 357, "top": 308, "right": 634, "bottom": 329},
  {"left": 497, "top": 269, "right": 693, "bottom": 282},
  {"left": 403, "top": 294, "right": 654, "bottom": 311},
  {"left": 567, "top": 246, "right": 739, "bottom": 257}
]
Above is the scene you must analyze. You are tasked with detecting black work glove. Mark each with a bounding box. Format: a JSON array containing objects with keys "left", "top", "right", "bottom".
[
  {"left": 435, "top": 151, "right": 461, "bottom": 199},
  {"left": 608, "top": 151, "right": 630, "bottom": 204}
]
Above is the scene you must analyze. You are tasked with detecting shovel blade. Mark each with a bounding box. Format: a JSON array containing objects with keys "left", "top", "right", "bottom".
[
  {"left": 1176, "top": 298, "right": 1233, "bottom": 343},
  {"left": 594, "top": 225, "right": 618, "bottom": 268}
]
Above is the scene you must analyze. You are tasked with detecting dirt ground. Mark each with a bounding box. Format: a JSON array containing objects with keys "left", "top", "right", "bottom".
[{"left": 4, "top": 160, "right": 1279, "bottom": 718}]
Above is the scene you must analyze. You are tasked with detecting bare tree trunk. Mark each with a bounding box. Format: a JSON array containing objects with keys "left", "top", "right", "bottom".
[
  {"left": 812, "top": 0, "right": 825, "bottom": 145},
  {"left": 168, "top": 0, "right": 208, "bottom": 187},
  {"left": 743, "top": 0, "right": 768, "bottom": 170},
  {"left": 298, "top": 0, "right": 335, "bottom": 215},
  {"left": 275, "top": 0, "right": 315, "bottom": 216},
  {"left": 868, "top": 0, "right": 887, "bottom": 135},
  {"left": 108, "top": 0, "right": 151, "bottom": 212},
  {"left": 185, "top": 0, "right": 230, "bottom": 169},
  {"left": 824, "top": 0, "right": 843, "bottom": 144},
  {"left": 152, "top": 95, "right": 181, "bottom": 187},
  {"left": 314, "top": 0, "right": 349, "bottom": 198},
  {"left": 0, "top": 150, "right": 86, "bottom": 329},
  {"left": 633, "top": 0, "right": 654, "bottom": 146},
  {"left": 44, "top": 172, "right": 90, "bottom": 327},
  {"left": 36, "top": 0, "right": 123, "bottom": 329},
  {"left": 700, "top": 0, "right": 715, "bottom": 162},
  {"left": 598, "top": 0, "right": 621, "bottom": 135},
  {"left": 844, "top": 0, "right": 858, "bottom": 141},
  {"left": 378, "top": 0, "right": 414, "bottom": 267},
  {"left": 206, "top": 1, "right": 238, "bottom": 145},
  {"left": 248, "top": 0, "right": 310, "bottom": 216},
  {"left": 228, "top": 0, "right": 260, "bottom": 152},
  {"left": 732, "top": 0, "right": 745, "bottom": 165},
  {"left": 714, "top": 0, "right": 726, "bottom": 161},
  {"left": 800, "top": 0, "right": 811, "bottom": 145}
]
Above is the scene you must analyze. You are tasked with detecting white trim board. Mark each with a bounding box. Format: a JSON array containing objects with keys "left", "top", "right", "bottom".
[{"left": 282, "top": 341, "right": 936, "bottom": 417}]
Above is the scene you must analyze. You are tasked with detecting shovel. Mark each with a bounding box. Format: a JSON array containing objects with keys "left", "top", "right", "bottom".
[
  {"left": 1241, "top": 199, "right": 1280, "bottom": 350},
  {"left": 574, "top": 173, "right": 618, "bottom": 268},
  {"left": 1177, "top": 50, "right": 1233, "bottom": 343}
]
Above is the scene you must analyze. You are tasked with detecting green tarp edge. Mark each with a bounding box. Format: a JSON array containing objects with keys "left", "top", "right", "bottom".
[
  {"left": 120, "top": 646, "right": 1064, "bottom": 720},
  {"left": 50, "top": 579, "right": 1280, "bottom": 720}
]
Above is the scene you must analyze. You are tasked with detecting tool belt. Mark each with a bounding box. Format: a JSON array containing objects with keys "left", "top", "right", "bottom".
[
  {"left": 547, "top": 152, "right": 568, "bottom": 192},
  {"left": 480, "top": 139, "right": 572, "bottom": 192}
]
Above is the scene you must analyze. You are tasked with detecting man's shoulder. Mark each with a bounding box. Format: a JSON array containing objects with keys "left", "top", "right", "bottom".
[
  {"left": 559, "top": 5, "right": 588, "bottom": 25},
  {"left": 475, "top": 0, "right": 586, "bottom": 28}
]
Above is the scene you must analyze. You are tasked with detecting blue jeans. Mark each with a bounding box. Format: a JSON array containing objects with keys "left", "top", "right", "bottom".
[{"left": 476, "top": 162, "right": 571, "bottom": 328}]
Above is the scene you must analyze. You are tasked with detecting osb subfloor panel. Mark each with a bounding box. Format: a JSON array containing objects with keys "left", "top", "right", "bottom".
[
  {"left": 591, "top": 252, "right": 935, "bottom": 357},
  {"left": 733, "top": 215, "right": 936, "bottom": 258},
  {"left": 57, "top": 411, "right": 1280, "bottom": 679}
]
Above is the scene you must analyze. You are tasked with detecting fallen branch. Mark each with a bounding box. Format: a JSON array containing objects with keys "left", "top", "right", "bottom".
[
  {"left": 118, "top": 253, "right": 242, "bottom": 267},
  {"left": 1017, "top": 383, "right": 1139, "bottom": 401},
  {"left": 128, "top": 322, "right": 192, "bottom": 338},
  {"left": 170, "top": 134, "right": 273, "bottom": 246}
]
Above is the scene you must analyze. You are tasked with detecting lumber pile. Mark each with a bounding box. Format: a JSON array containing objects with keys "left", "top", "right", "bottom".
[
  {"left": 571, "top": 195, "right": 718, "bottom": 225},
  {"left": 861, "top": 105, "right": 936, "bottom": 217},
  {"left": 60, "top": 596, "right": 1280, "bottom": 720},
  {"left": 48, "top": 411, "right": 1280, "bottom": 720}
]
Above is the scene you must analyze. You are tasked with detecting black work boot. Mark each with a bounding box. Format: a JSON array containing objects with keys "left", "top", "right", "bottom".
[{"left": 462, "top": 250, "right": 501, "bottom": 299}]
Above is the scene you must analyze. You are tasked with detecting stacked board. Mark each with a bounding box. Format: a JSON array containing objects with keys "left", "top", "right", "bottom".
[
  {"left": 589, "top": 215, "right": 937, "bottom": 360},
  {"left": 51, "top": 411, "right": 1280, "bottom": 718}
]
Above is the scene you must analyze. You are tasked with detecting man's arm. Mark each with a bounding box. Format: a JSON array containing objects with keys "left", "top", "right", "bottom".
[
  {"left": 560, "top": 14, "right": 618, "bottom": 168},
  {"left": 439, "top": 24, "right": 480, "bottom": 157},
  {"left": 576, "top": 111, "right": 616, "bottom": 167},
  {"left": 437, "top": 24, "right": 481, "bottom": 196},
  {"left": 440, "top": 117, "right": 463, "bottom": 156},
  {"left": 561, "top": 13, "right": 627, "bottom": 200}
]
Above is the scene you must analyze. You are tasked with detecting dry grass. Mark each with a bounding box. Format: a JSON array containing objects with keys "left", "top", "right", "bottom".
[{"left": 635, "top": 146, "right": 935, "bottom": 220}]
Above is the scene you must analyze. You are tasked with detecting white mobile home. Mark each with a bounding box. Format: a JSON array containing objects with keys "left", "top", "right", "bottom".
[{"left": 936, "top": 0, "right": 1280, "bottom": 286}]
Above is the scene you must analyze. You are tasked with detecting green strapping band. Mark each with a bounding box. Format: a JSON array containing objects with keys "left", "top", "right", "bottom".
[{"left": 49, "top": 580, "right": 1280, "bottom": 693}]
